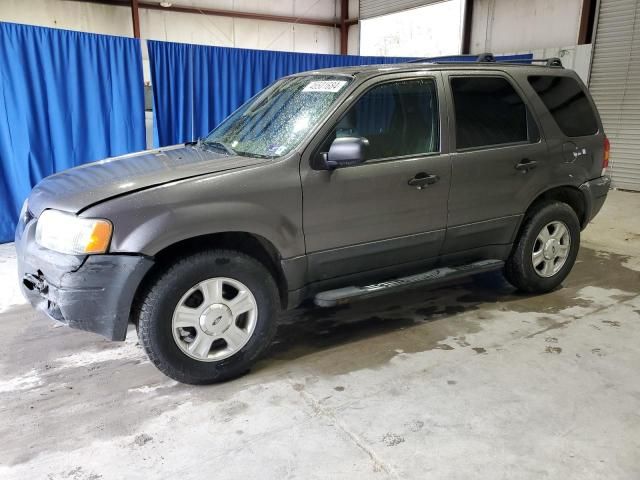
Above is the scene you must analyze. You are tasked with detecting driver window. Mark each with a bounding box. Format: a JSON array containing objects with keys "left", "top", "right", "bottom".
[{"left": 319, "top": 78, "right": 439, "bottom": 161}]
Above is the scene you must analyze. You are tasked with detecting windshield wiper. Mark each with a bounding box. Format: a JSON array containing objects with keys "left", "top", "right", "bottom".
[
  {"left": 234, "top": 150, "right": 272, "bottom": 159},
  {"left": 202, "top": 139, "right": 237, "bottom": 156}
]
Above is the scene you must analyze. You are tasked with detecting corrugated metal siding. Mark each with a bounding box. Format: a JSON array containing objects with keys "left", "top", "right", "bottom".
[
  {"left": 589, "top": 0, "right": 640, "bottom": 191},
  {"left": 359, "top": 0, "right": 444, "bottom": 19}
]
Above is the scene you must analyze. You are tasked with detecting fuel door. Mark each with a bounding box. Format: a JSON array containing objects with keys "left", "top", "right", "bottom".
[{"left": 562, "top": 141, "right": 588, "bottom": 163}]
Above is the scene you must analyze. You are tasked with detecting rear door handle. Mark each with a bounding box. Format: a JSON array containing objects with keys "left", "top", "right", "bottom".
[
  {"left": 408, "top": 172, "right": 439, "bottom": 189},
  {"left": 515, "top": 159, "right": 537, "bottom": 172}
]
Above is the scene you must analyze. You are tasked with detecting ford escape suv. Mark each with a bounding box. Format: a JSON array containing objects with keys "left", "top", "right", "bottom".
[{"left": 16, "top": 56, "right": 611, "bottom": 384}]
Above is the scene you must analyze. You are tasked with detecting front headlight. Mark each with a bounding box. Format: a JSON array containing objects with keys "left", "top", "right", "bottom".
[
  {"left": 19, "top": 199, "right": 29, "bottom": 223},
  {"left": 35, "top": 210, "right": 113, "bottom": 255}
]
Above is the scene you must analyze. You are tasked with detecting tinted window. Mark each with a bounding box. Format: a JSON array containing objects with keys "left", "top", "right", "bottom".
[
  {"left": 528, "top": 75, "right": 598, "bottom": 137},
  {"left": 321, "top": 78, "right": 439, "bottom": 161},
  {"left": 451, "top": 76, "right": 532, "bottom": 149}
]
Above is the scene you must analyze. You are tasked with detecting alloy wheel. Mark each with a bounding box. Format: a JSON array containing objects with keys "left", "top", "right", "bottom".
[
  {"left": 532, "top": 221, "right": 571, "bottom": 278},
  {"left": 171, "top": 277, "right": 258, "bottom": 361}
]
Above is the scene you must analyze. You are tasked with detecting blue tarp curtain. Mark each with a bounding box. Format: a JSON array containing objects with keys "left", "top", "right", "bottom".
[
  {"left": 147, "top": 43, "right": 533, "bottom": 148},
  {"left": 0, "top": 22, "right": 145, "bottom": 243},
  {"left": 147, "top": 41, "right": 415, "bottom": 147}
]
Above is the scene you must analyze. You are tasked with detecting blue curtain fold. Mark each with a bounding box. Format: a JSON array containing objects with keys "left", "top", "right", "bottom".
[
  {"left": 147, "top": 41, "right": 416, "bottom": 148},
  {"left": 0, "top": 22, "right": 146, "bottom": 243}
]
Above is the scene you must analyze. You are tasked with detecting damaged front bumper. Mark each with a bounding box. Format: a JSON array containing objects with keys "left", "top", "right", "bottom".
[{"left": 15, "top": 214, "right": 153, "bottom": 341}]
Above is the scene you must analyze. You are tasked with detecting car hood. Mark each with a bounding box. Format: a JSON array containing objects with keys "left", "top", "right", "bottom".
[{"left": 28, "top": 144, "right": 270, "bottom": 217}]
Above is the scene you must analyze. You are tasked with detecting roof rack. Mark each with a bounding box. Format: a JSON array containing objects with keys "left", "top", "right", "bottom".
[
  {"left": 503, "top": 57, "right": 564, "bottom": 67},
  {"left": 406, "top": 53, "right": 481, "bottom": 63},
  {"left": 407, "top": 52, "right": 563, "bottom": 68},
  {"left": 476, "top": 52, "right": 496, "bottom": 62}
]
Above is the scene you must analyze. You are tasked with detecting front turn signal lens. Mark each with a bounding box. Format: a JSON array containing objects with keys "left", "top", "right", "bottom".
[{"left": 84, "top": 220, "right": 113, "bottom": 253}]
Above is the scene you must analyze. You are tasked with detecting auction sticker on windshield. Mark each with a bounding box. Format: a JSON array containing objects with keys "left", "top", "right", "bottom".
[{"left": 303, "top": 80, "right": 348, "bottom": 93}]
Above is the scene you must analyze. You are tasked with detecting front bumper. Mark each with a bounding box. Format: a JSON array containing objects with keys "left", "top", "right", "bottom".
[
  {"left": 16, "top": 216, "right": 154, "bottom": 341},
  {"left": 580, "top": 175, "right": 611, "bottom": 226}
]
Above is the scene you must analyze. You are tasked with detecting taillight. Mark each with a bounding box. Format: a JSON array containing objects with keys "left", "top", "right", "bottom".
[{"left": 602, "top": 137, "right": 610, "bottom": 175}]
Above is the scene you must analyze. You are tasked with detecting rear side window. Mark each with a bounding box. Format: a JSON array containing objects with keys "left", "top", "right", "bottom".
[
  {"left": 320, "top": 78, "right": 439, "bottom": 161},
  {"left": 451, "top": 76, "right": 535, "bottom": 150},
  {"left": 528, "top": 75, "right": 598, "bottom": 137}
]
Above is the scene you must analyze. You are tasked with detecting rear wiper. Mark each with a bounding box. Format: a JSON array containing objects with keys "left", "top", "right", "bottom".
[{"left": 202, "top": 139, "right": 237, "bottom": 156}]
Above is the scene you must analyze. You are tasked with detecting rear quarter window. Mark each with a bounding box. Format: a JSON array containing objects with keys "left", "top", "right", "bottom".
[
  {"left": 528, "top": 75, "right": 599, "bottom": 137},
  {"left": 450, "top": 76, "right": 537, "bottom": 150}
]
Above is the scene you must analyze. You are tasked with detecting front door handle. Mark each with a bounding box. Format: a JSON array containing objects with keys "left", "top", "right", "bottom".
[
  {"left": 515, "top": 159, "right": 537, "bottom": 172},
  {"left": 408, "top": 172, "right": 439, "bottom": 189}
]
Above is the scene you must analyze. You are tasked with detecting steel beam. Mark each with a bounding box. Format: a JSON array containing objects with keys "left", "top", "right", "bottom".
[
  {"left": 71, "top": 0, "right": 338, "bottom": 28},
  {"left": 340, "top": 0, "right": 348, "bottom": 55},
  {"left": 578, "top": 0, "right": 596, "bottom": 44},
  {"left": 461, "top": 0, "right": 474, "bottom": 54},
  {"left": 130, "top": 0, "right": 140, "bottom": 38}
]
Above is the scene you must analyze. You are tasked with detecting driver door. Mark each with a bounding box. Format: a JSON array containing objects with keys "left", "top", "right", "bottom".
[{"left": 300, "top": 73, "right": 451, "bottom": 283}]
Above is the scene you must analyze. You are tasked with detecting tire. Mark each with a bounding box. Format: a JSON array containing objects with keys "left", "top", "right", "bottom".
[
  {"left": 505, "top": 201, "right": 580, "bottom": 293},
  {"left": 136, "top": 249, "right": 279, "bottom": 385}
]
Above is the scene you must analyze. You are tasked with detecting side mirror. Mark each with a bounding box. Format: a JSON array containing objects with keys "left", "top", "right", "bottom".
[{"left": 316, "top": 137, "right": 369, "bottom": 170}]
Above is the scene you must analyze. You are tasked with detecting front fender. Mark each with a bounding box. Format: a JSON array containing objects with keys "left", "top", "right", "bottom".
[
  {"left": 109, "top": 200, "right": 302, "bottom": 258},
  {"left": 81, "top": 160, "right": 304, "bottom": 259}
]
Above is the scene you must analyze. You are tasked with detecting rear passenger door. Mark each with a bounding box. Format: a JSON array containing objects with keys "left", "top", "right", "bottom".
[{"left": 442, "top": 71, "right": 549, "bottom": 256}]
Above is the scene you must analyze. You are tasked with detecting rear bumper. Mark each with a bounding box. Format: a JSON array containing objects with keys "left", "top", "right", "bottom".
[
  {"left": 580, "top": 175, "right": 611, "bottom": 226},
  {"left": 16, "top": 217, "right": 153, "bottom": 341}
]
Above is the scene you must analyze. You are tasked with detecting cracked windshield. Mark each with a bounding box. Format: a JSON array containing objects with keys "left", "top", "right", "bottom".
[{"left": 204, "top": 75, "right": 352, "bottom": 158}]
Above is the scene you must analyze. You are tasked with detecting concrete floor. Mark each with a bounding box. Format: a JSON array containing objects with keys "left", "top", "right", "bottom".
[{"left": 0, "top": 190, "right": 639, "bottom": 480}]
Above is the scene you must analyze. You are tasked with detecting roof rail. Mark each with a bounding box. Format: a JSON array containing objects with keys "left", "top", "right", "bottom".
[
  {"left": 500, "top": 57, "right": 563, "bottom": 67},
  {"left": 475, "top": 52, "right": 496, "bottom": 62},
  {"left": 406, "top": 53, "right": 563, "bottom": 68},
  {"left": 545, "top": 57, "right": 563, "bottom": 67},
  {"left": 407, "top": 53, "right": 481, "bottom": 63}
]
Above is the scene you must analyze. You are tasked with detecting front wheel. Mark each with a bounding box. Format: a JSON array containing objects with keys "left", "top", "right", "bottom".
[
  {"left": 505, "top": 201, "right": 581, "bottom": 293},
  {"left": 136, "top": 250, "right": 279, "bottom": 384}
]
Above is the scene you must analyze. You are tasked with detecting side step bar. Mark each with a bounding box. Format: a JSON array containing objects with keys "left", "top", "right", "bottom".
[{"left": 314, "top": 259, "right": 504, "bottom": 307}]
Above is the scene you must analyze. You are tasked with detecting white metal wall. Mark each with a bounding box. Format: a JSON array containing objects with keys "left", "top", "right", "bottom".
[
  {"left": 589, "top": 0, "right": 640, "bottom": 191},
  {"left": 0, "top": 0, "right": 340, "bottom": 55},
  {"left": 470, "top": 0, "right": 583, "bottom": 53},
  {"left": 359, "top": 0, "right": 444, "bottom": 19}
]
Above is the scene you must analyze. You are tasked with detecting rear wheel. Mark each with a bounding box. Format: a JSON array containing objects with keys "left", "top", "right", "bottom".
[
  {"left": 137, "top": 249, "right": 279, "bottom": 384},
  {"left": 505, "top": 201, "right": 580, "bottom": 293}
]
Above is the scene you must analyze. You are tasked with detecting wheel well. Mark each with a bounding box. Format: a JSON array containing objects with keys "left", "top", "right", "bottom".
[
  {"left": 527, "top": 186, "right": 587, "bottom": 228},
  {"left": 131, "top": 233, "right": 288, "bottom": 324}
]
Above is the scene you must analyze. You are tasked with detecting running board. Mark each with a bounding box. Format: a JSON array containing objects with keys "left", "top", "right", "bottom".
[{"left": 314, "top": 259, "right": 504, "bottom": 307}]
